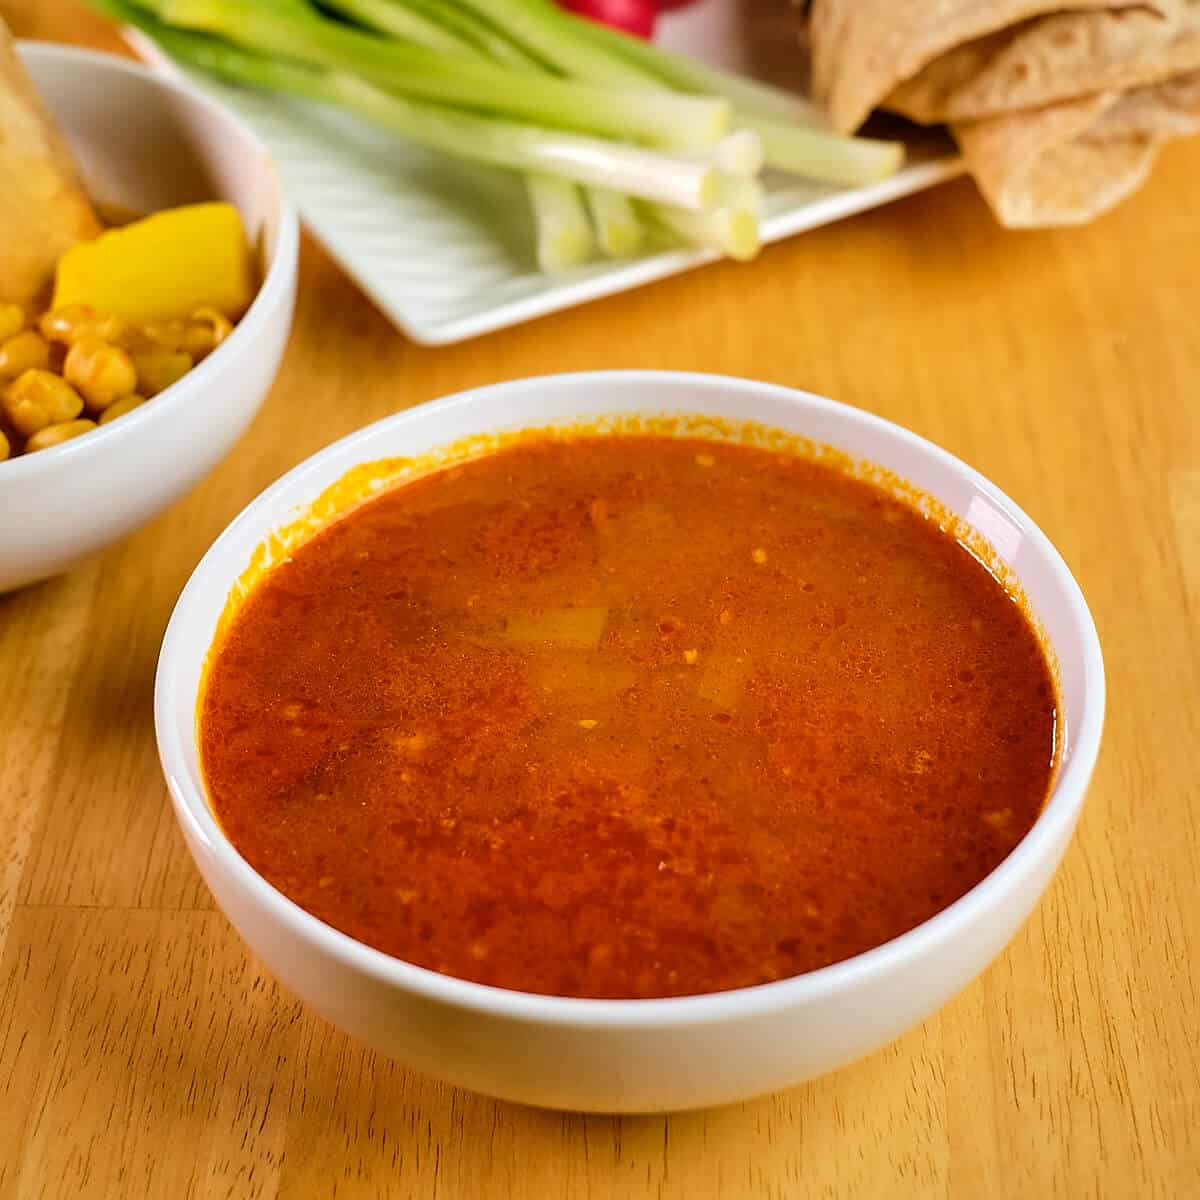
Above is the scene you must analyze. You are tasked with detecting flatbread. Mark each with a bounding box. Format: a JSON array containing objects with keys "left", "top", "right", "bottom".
[
  {"left": 888, "top": 5, "right": 1200, "bottom": 123},
  {"left": 0, "top": 18, "right": 101, "bottom": 305},
  {"left": 953, "top": 69, "right": 1200, "bottom": 224},
  {"left": 808, "top": 0, "right": 1200, "bottom": 226},
  {"left": 809, "top": 0, "right": 1146, "bottom": 134}
]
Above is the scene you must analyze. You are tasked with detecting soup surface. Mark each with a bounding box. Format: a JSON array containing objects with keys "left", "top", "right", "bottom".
[{"left": 200, "top": 434, "right": 1057, "bottom": 999}]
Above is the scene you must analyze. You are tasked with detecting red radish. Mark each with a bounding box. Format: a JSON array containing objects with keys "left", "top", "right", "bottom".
[{"left": 558, "top": 0, "right": 658, "bottom": 39}]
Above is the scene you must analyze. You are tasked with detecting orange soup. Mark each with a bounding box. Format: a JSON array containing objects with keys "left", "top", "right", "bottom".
[{"left": 199, "top": 435, "right": 1057, "bottom": 999}]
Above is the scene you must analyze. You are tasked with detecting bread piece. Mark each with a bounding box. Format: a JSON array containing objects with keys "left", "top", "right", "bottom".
[
  {"left": 0, "top": 17, "right": 102, "bottom": 305},
  {"left": 809, "top": 0, "right": 1139, "bottom": 134},
  {"left": 953, "top": 69, "right": 1200, "bottom": 225},
  {"left": 888, "top": 5, "right": 1200, "bottom": 124}
]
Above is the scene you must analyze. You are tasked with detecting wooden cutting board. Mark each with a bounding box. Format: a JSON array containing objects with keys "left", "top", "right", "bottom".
[{"left": 1, "top": 2, "right": 1198, "bottom": 1197}]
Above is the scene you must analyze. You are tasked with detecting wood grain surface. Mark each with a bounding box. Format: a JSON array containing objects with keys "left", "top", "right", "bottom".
[{"left": 2, "top": 3, "right": 1198, "bottom": 1196}]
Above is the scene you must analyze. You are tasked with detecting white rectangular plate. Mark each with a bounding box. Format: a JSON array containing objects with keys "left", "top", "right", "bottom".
[{"left": 127, "top": 2, "right": 961, "bottom": 345}]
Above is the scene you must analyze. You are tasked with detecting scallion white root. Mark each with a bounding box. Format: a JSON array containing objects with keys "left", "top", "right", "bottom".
[
  {"left": 712, "top": 130, "right": 765, "bottom": 177},
  {"left": 711, "top": 174, "right": 764, "bottom": 217},
  {"left": 650, "top": 204, "right": 761, "bottom": 262},
  {"left": 526, "top": 175, "right": 595, "bottom": 271},
  {"left": 584, "top": 187, "right": 643, "bottom": 258}
]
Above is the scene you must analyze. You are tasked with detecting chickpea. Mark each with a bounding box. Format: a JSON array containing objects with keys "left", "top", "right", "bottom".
[
  {"left": 25, "top": 418, "right": 97, "bottom": 453},
  {"left": 132, "top": 349, "right": 193, "bottom": 397},
  {"left": 98, "top": 394, "right": 146, "bottom": 425},
  {"left": 0, "top": 303, "right": 26, "bottom": 343},
  {"left": 38, "top": 307, "right": 78, "bottom": 344},
  {"left": 64, "top": 336, "right": 139, "bottom": 413},
  {"left": 141, "top": 309, "right": 232, "bottom": 360},
  {"left": 39, "top": 304, "right": 126, "bottom": 346},
  {"left": 47, "top": 339, "right": 68, "bottom": 374},
  {"left": 0, "top": 330, "right": 50, "bottom": 379},
  {"left": 187, "top": 307, "right": 234, "bottom": 358},
  {"left": 141, "top": 319, "right": 189, "bottom": 353},
  {"left": 2, "top": 369, "right": 84, "bottom": 436},
  {"left": 0, "top": 298, "right": 236, "bottom": 458}
]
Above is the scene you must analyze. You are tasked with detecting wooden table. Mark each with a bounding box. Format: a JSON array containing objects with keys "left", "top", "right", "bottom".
[{"left": 3, "top": 3, "right": 1199, "bottom": 1196}]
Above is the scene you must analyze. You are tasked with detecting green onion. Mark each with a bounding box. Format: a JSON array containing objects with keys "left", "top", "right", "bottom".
[
  {"left": 711, "top": 130, "right": 764, "bottom": 177},
  {"left": 325, "top": 0, "right": 626, "bottom": 264},
  {"left": 327, "top": 0, "right": 541, "bottom": 66},
  {"left": 431, "top": 0, "right": 903, "bottom": 183},
  {"left": 650, "top": 204, "right": 761, "bottom": 262},
  {"left": 313, "top": 0, "right": 468, "bottom": 54},
  {"left": 150, "top": 0, "right": 731, "bottom": 150},
  {"left": 449, "top": 0, "right": 660, "bottom": 90},
  {"left": 108, "top": 6, "right": 726, "bottom": 211},
  {"left": 97, "top": 0, "right": 906, "bottom": 270},
  {"left": 745, "top": 115, "right": 906, "bottom": 188},
  {"left": 326, "top": 0, "right": 644, "bottom": 260},
  {"left": 583, "top": 187, "right": 642, "bottom": 258},
  {"left": 711, "top": 174, "right": 764, "bottom": 218},
  {"left": 526, "top": 175, "right": 594, "bottom": 271},
  {"left": 564, "top": 5, "right": 824, "bottom": 123}
]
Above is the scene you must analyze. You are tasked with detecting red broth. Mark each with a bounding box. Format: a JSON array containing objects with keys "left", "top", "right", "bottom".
[{"left": 199, "top": 435, "right": 1057, "bottom": 999}]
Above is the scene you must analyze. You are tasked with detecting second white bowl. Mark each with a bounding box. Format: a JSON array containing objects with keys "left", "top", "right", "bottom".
[{"left": 0, "top": 44, "right": 299, "bottom": 592}]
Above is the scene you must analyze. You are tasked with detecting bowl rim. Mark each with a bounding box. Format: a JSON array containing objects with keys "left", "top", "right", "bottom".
[
  {"left": 155, "top": 370, "right": 1106, "bottom": 1029},
  {"left": 0, "top": 41, "right": 300, "bottom": 481}
]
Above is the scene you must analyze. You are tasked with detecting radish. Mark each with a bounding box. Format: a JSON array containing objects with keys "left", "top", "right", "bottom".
[{"left": 557, "top": 0, "right": 658, "bottom": 40}]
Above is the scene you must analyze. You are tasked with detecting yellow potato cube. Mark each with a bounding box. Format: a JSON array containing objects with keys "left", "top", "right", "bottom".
[{"left": 51, "top": 202, "right": 254, "bottom": 324}]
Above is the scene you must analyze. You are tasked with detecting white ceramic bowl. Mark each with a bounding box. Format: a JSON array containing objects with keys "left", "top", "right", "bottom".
[
  {"left": 0, "top": 44, "right": 298, "bottom": 593},
  {"left": 155, "top": 372, "right": 1105, "bottom": 1113}
]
